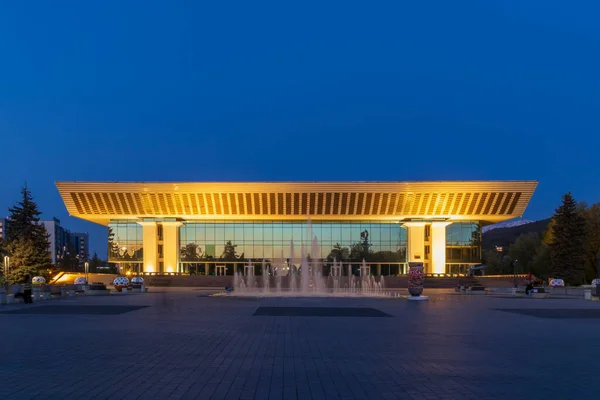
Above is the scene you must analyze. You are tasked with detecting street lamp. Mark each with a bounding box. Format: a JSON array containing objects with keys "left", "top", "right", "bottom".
[
  {"left": 513, "top": 259, "right": 519, "bottom": 289},
  {"left": 595, "top": 253, "right": 600, "bottom": 296},
  {"left": 84, "top": 261, "right": 89, "bottom": 283},
  {"left": 3, "top": 256, "right": 9, "bottom": 285}
]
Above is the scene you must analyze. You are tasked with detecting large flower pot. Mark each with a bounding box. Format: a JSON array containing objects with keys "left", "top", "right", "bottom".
[
  {"left": 74, "top": 277, "right": 88, "bottom": 285},
  {"left": 32, "top": 276, "right": 46, "bottom": 285},
  {"left": 408, "top": 262, "right": 425, "bottom": 297},
  {"left": 113, "top": 277, "right": 130, "bottom": 292}
]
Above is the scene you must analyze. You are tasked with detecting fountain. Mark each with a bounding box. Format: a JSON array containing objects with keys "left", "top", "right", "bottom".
[{"left": 229, "top": 217, "right": 395, "bottom": 297}]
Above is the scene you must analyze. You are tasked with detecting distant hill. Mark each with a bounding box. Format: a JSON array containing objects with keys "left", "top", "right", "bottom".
[
  {"left": 482, "top": 219, "right": 534, "bottom": 233},
  {"left": 482, "top": 218, "right": 551, "bottom": 250}
]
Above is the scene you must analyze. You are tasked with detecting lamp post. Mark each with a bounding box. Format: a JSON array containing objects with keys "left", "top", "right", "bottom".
[
  {"left": 513, "top": 259, "right": 519, "bottom": 289},
  {"left": 595, "top": 253, "right": 600, "bottom": 296},
  {"left": 3, "top": 256, "right": 9, "bottom": 286},
  {"left": 84, "top": 261, "right": 89, "bottom": 283}
]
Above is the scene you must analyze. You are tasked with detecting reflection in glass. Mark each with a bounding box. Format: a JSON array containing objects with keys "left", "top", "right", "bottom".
[
  {"left": 445, "top": 221, "right": 481, "bottom": 265},
  {"left": 179, "top": 220, "right": 408, "bottom": 263},
  {"left": 108, "top": 222, "right": 143, "bottom": 262}
]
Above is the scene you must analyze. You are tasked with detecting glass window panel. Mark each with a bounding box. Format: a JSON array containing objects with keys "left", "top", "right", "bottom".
[
  {"left": 263, "top": 224, "right": 273, "bottom": 241},
  {"left": 180, "top": 226, "right": 188, "bottom": 241},
  {"left": 205, "top": 225, "right": 215, "bottom": 241},
  {"left": 215, "top": 225, "right": 225, "bottom": 241},
  {"left": 196, "top": 225, "right": 204, "bottom": 242},
  {"left": 236, "top": 243, "right": 247, "bottom": 259},
  {"left": 115, "top": 226, "right": 126, "bottom": 242},
  {"left": 311, "top": 224, "right": 321, "bottom": 242},
  {"left": 321, "top": 224, "right": 332, "bottom": 241},
  {"left": 380, "top": 226, "right": 391, "bottom": 241},
  {"left": 215, "top": 244, "right": 224, "bottom": 258},
  {"left": 262, "top": 245, "right": 273, "bottom": 260},
  {"left": 273, "top": 224, "right": 283, "bottom": 241},
  {"left": 254, "top": 224, "right": 264, "bottom": 241},
  {"left": 341, "top": 225, "right": 352, "bottom": 242},
  {"left": 224, "top": 225, "right": 234, "bottom": 241},
  {"left": 281, "top": 224, "right": 292, "bottom": 242},
  {"left": 367, "top": 226, "right": 379, "bottom": 242},
  {"left": 453, "top": 248, "right": 462, "bottom": 259},
  {"left": 126, "top": 225, "right": 138, "bottom": 240},
  {"left": 292, "top": 225, "right": 302, "bottom": 241},
  {"left": 350, "top": 226, "right": 362, "bottom": 243},
  {"left": 235, "top": 224, "right": 244, "bottom": 241},
  {"left": 243, "top": 224, "right": 253, "bottom": 240}
]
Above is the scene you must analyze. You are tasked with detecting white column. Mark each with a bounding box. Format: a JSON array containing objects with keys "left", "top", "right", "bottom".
[
  {"left": 431, "top": 222, "right": 451, "bottom": 274},
  {"left": 162, "top": 222, "right": 183, "bottom": 273},
  {"left": 403, "top": 222, "right": 426, "bottom": 263},
  {"left": 138, "top": 222, "right": 157, "bottom": 273}
]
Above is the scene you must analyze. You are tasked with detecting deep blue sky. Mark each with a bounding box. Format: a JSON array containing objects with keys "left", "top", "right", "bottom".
[{"left": 1, "top": 1, "right": 599, "bottom": 257}]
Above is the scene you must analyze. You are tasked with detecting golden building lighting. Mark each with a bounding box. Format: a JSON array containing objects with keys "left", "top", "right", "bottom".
[{"left": 56, "top": 181, "right": 537, "bottom": 275}]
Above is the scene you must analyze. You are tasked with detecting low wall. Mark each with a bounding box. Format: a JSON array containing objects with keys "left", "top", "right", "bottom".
[
  {"left": 477, "top": 276, "right": 529, "bottom": 288},
  {"left": 142, "top": 275, "right": 470, "bottom": 289},
  {"left": 52, "top": 273, "right": 117, "bottom": 286}
]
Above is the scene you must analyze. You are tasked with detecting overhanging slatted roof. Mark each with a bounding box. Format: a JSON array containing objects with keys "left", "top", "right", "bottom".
[{"left": 56, "top": 181, "right": 538, "bottom": 225}]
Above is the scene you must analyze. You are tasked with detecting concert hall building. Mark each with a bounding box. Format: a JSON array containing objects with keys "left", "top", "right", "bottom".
[{"left": 56, "top": 181, "right": 537, "bottom": 276}]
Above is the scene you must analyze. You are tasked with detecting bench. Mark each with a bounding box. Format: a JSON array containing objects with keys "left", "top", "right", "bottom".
[
  {"left": 530, "top": 287, "right": 550, "bottom": 299},
  {"left": 85, "top": 283, "right": 110, "bottom": 296},
  {"left": 466, "top": 286, "right": 487, "bottom": 295}
]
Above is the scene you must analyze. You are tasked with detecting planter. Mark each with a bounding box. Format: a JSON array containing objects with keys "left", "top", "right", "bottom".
[
  {"left": 113, "top": 277, "right": 130, "bottom": 292},
  {"left": 407, "top": 262, "right": 425, "bottom": 297},
  {"left": 74, "top": 277, "right": 88, "bottom": 285},
  {"left": 550, "top": 279, "right": 565, "bottom": 288},
  {"left": 32, "top": 276, "right": 46, "bottom": 285}
]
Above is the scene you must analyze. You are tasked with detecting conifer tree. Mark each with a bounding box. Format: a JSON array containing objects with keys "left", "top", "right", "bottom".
[
  {"left": 5, "top": 186, "right": 52, "bottom": 280},
  {"left": 550, "top": 193, "right": 587, "bottom": 285}
]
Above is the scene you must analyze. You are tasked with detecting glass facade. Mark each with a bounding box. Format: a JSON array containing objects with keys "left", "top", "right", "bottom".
[
  {"left": 106, "top": 219, "right": 482, "bottom": 275},
  {"left": 180, "top": 221, "right": 407, "bottom": 263},
  {"left": 108, "top": 222, "right": 143, "bottom": 262},
  {"left": 445, "top": 221, "right": 481, "bottom": 267}
]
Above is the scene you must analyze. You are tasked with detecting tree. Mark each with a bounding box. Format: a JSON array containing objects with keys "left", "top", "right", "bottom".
[
  {"left": 581, "top": 203, "right": 600, "bottom": 282},
  {"left": 549, "top": 193, "right": 587, "bottom": 285},
  {"left": 327, "top": 243, "right": 350, "bottom": 261},
  {"left": 220, "top": 241, "right": 239, "bottom": 261},
  {"left": 4, "top": 186, "right": 52, "bottom": 280},
  {"left": 469, "top": 225, "right": 482, "bottom": 247},
  {"left": 89, "top": 252, "right": 102, "bottom": 272},
  {"left": 508, "top": 232, "right": 551, "bottom": 279},
  {"left": 107, "top": 227, "right": 120, "bottom": 260},
  {"left": 483, "top": 249, "right": 510, "bottom": 275},
  {"left": 509, "top": 233, "right": 541, "bottom": 274},
  {"left": 349, "top": 229, "right": 372, "bottom": 261},
  {"left": 182, "top": 243, "right": 201, "bottom": 261},
  {"left": 531, "top": 243, "right": 551, "bottom": 279}
]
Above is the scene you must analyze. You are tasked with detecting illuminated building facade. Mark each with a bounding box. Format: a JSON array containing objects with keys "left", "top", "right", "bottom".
[{"left": 56, "top": 181, "right": 537, "bottom": 275}]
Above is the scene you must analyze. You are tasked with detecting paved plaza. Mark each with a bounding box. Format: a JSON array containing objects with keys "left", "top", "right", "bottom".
[{"left": 1, "top": 289, "right": 599, "bottom": 399}]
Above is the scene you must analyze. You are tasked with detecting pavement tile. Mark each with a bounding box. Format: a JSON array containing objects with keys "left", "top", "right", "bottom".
[{"left": 1, "top": 288, "right": 600, "bottom": 399}]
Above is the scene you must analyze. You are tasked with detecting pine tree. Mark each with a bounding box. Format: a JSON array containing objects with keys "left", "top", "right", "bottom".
[
  {"left": 5, "top": 186, "right": 52, "bottom": 280},
  {"left": 89, "top": 252, "right": 101, "bottom": 273},
  {"left": 550, "top": 193, "right": 587, "bottom": 285}
]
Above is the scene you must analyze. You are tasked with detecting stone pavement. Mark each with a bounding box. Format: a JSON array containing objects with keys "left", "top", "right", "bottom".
[{"left": 1, "top": 288, "right": 600, "bottom": 399}]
